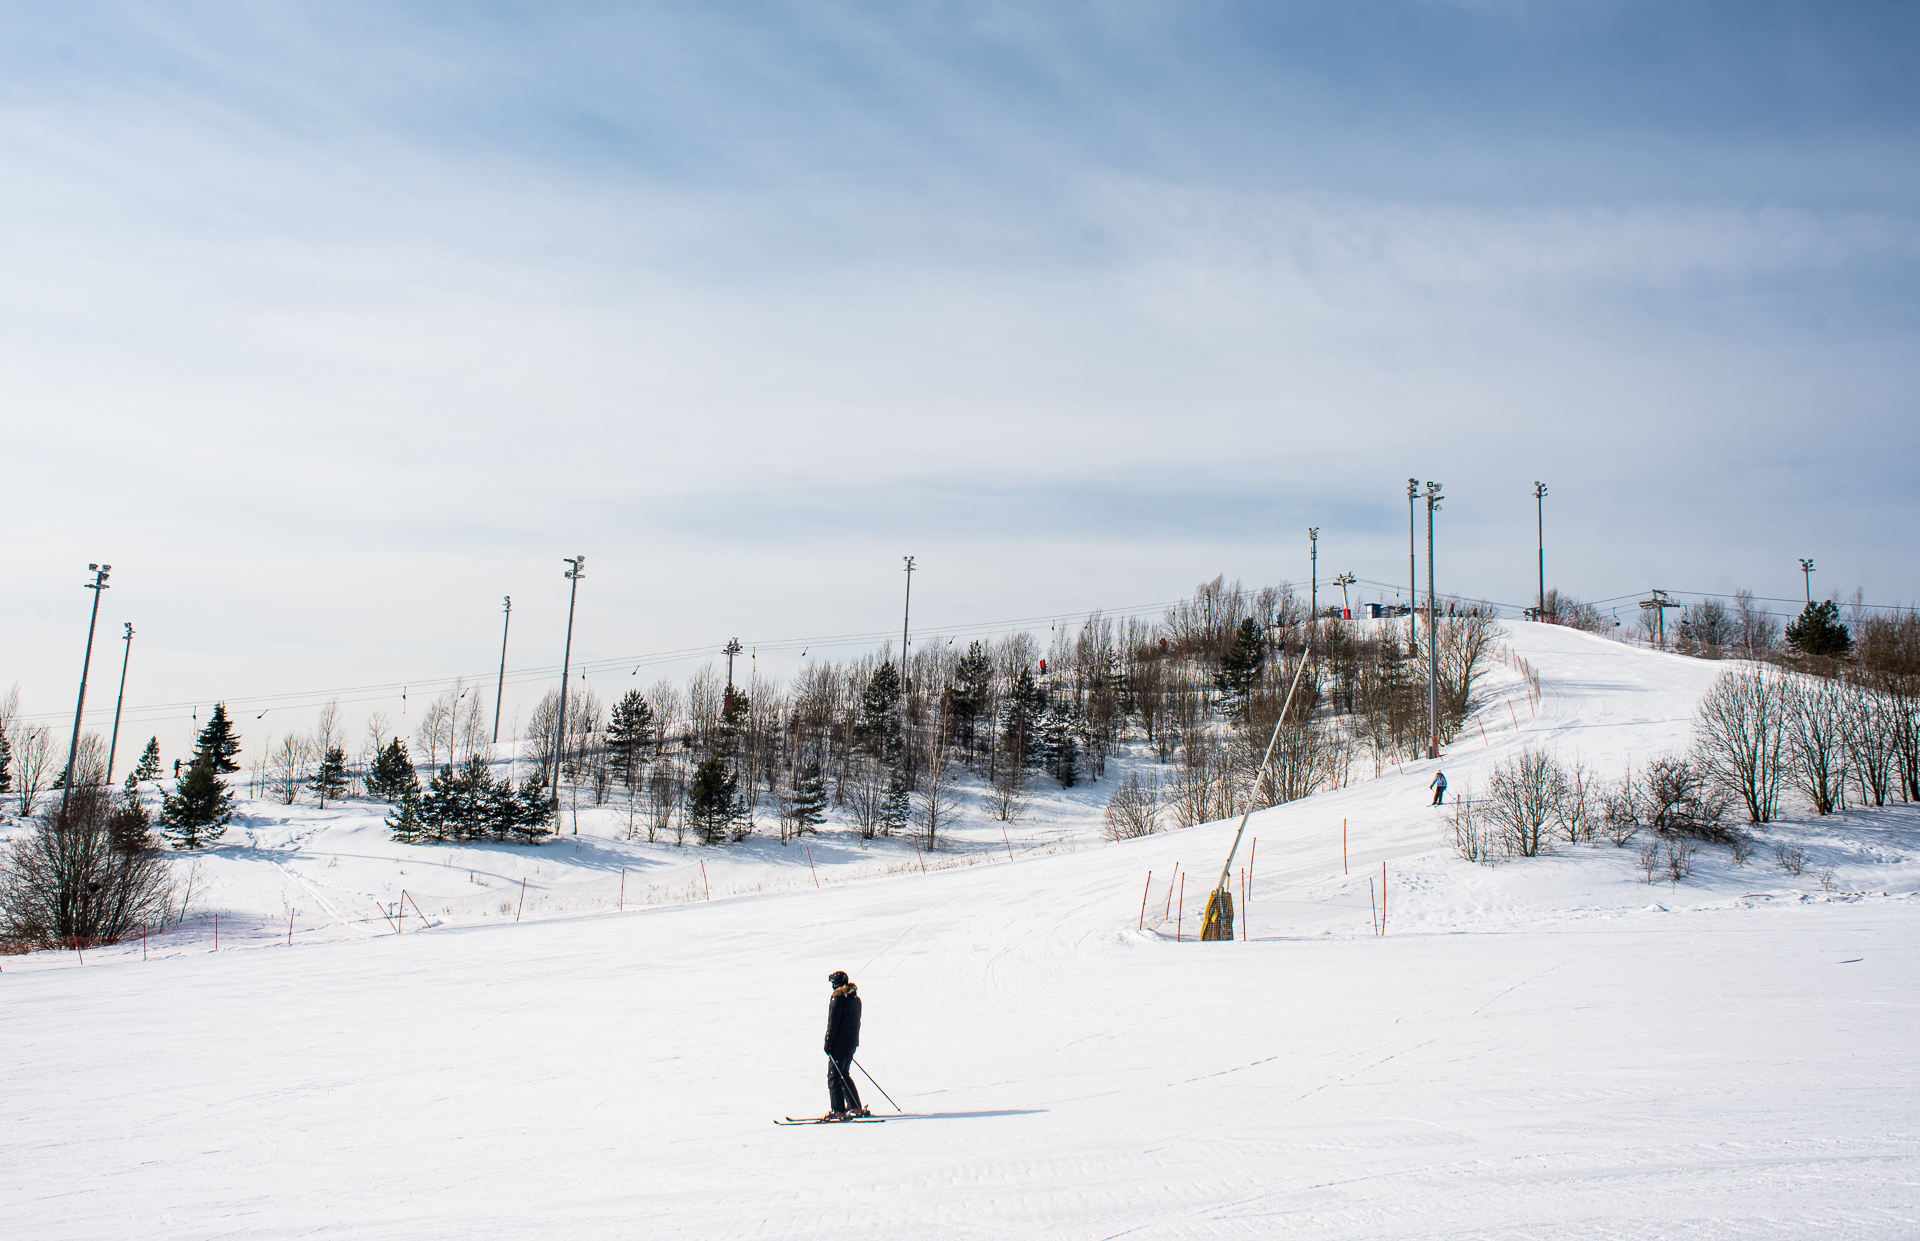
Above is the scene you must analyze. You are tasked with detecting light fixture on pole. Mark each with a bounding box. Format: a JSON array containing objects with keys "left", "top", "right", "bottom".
[
  {"left": 61, "top": 563, "right": 111, "bottom": 818},
  {"left": 493, "top": 596, "right": 512, "bottom": 746},
  {"left": 1534, "top": 481, "right": 1548, "bottom": 621},
  {"left": 1799, "top": 558, "right": 1815, "bottom": 604},
  {"left": 722, "top": 637, "right": 744, "bottom": 693},
  {"left": 105, "top": 622, "right": 135, "bottom": 788},
  {"left": 554, "top": 557, "right": 585, "bottom": 824},
  {"left": 1424, "top": 483, "right": 1443, "bottom": 761}
]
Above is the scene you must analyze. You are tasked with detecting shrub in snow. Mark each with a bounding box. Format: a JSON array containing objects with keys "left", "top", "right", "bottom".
[
  {"left": 1104, "top": 771, "right": 1161, "bottom": 841},
  {"left": 0, "top": 784, "right": 176, "bottom": 946}
]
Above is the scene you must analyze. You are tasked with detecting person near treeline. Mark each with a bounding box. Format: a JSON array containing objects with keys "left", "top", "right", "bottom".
[
  {"left": 824, "top": 970, "right": 867, "bottom": 1120},
  {"left": 1429, "top": 770, "right": 1447, "bottom": 806}
]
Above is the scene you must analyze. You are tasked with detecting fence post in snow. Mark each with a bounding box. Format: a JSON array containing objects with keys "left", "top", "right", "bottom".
[
  {"left": 700, "top": 861, "right": 710, "bottom": 901},
  {"left": 516, "top": 877, "right": 527, "bottom": 922},
  {"left": 1138, "top": 872, "right": 1151, "bottom": 931},
  {"left": 807, "top": 846, "right": 819, "bottom": 888}
]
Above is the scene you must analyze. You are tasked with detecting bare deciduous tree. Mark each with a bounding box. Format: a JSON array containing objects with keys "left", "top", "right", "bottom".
[
  {"left": 0, "top": 785, "right": 176, "bottom": 946},
  {"left": 1694, "top": 666, "right": 1787, "bottom": 823},
  {"left": 1784, "top": 675, "right": 1847, "bottom": 815},
  {"left": 1104, "top": 770, "right": 1161, "bottom": 841},
  {"left": 268, "top": 734, "right": 312, "bottom": 806}
]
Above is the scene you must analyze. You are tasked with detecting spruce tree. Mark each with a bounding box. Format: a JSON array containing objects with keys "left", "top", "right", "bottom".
[
  {"left": 193, "top": 703, "right": 243, "bottom": 773},
  {"left": 310, "top": 745, "right": 349, "bottom": 808},
  {"left": 606, "top": 690, "right": 656, "bottom": 789},
  {"left": 1001, "top": 667, "right": 1046, "bottom": 769},
  {"left": 1786, "top": 600, "right": 1852, "bottom": 658},
  {"left": 159, "top": 756, "right": 234, "bottom": 849},
  {"left": 790, "top": 760, "right": 829, "bottom": 833},
  {"left": 133, "top": 737, "right": 163, "bottom": 782}
]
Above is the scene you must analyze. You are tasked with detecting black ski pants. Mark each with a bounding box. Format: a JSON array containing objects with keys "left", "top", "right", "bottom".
[{"left": 827, "top": 1052, "right": 862, "bottom": 1114}]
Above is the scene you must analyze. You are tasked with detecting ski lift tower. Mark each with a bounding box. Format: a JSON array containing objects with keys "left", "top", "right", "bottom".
[{"left": 1639, "top": 588, "right": 1681, "bottom": 647}]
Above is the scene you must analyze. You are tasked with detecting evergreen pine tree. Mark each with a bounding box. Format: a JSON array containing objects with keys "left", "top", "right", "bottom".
[
  {"left": 107, "top": 788, "right": 153, "bottom": 855},
  {"left": 880, "top": 772, "right": 911, "bottom": 837},
  {"left": 1786, "top": 600, "right": 1852, "bottom": 658},
  {"left": 386, "top": 784, "right": 427, "bottom": 843},
  {"left": 193, "top": 703, "right": 243, "bottom": 773},
  {"left": 133, "top": 737, "right": 163, "bottom": 782},
  {"left": 365, "top": 738, "right": 418, "bottom": 803},
  {"left": 606, "top": 690, "right": 656, "bottom": 789},
  {"left": 1001, "top": 667, "right": 1046, "bottom": 769},
  {"left": 310, "top": 745, "right": 349, "bottom": 808},
  {"left": 419, "top": 764, "right": 473, "bottom": 842},
  {"left": 1213, "top": 617, "right": 1265, "bottom": 714},
  {"left": 855, "top": 662, "right": 904, "bottom": 764},
  {"left": 159, "top": 756, "right": 234, "bottom": 849},
  {"left": 948, "top": 641, "right": 994, "bottom": 756},
  {"left": 790, "top": 760, "right": 829, "bottom": 833},
  {"left": 0, "top": 727, "right": 10, "bottom": 795},
  {"left": 687, "top": 755, "right": 739, "bottom": 845},
  {"left": 508, "top": 776, "right": 556, "bottom": 844}
]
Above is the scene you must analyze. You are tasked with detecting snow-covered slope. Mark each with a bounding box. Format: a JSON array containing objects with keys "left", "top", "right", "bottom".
[{"left": 5, "top": 624, "right": 1917, "bottom": 1239}]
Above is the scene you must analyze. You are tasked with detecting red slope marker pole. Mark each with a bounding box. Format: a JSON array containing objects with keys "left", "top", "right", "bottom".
[
  {"left": 287, "top": 908, "right": 295, "bottom": 947},
  {"left": 701, "top": 861, "right": 711, "bottom": 901},
  {"left": 406, "top": 890, "right": 431, "bottom": 926},
  {"left": 1381, "top": 860, "right": 1387, "bottom": 935},
  {"left": 1509, "top": 702, "right": 1519, "bottom": 730},
  {"left": 807, "top": 846, "right": 820, "bottom": 888},
  {"left": 73, "top": 935, "right": 84, "bottom": 965},
  {"left": 516, "top": 877, "right": 527, "bottom": 922},
  {"left": 1176, "top": 872, "right": 1185, "bottom": 942},
  {"left": 1164, "top": 864, "right": 1178, "bottom": 921},
  {"left": 1139, "top": 871, "right": 1152, "bottom": 931},
  {"left": 1478, "top": 719, "right": 1489, "bottom": 746},
  {"left": 1001, "top": 824, "right": 1015, "bottom": 862}
]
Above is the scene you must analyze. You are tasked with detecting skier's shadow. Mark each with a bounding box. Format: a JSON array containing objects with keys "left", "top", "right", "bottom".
[{"left": 879, "top": 1121, "right": 1044, "bottom": 1129}]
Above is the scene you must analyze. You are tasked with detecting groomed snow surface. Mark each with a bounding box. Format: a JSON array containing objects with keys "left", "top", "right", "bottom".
[{"left": 5, "top": 623, "right": 1917, "bottom": 1239}]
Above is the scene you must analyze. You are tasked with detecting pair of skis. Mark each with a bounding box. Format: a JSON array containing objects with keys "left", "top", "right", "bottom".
[{"left": 776, "top": 1113, "right": 886, "bottom": 1125}]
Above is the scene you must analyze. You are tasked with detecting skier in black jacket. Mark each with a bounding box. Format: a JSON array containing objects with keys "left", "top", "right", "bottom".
[{"left": 824, "top": 970, "right": 866, "bottom": 1119}]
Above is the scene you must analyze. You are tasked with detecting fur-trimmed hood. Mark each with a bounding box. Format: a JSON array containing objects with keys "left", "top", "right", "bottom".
[{"left": 831, "top": 982, "right": 858, "bottom": 1000}]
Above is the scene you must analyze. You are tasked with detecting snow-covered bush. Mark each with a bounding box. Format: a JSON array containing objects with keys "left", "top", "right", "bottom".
[{"left": 1103, "top": 771, "right": 1161, "bottom": 841}]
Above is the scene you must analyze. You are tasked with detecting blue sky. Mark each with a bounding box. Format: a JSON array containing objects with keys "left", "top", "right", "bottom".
[{"left": 3, "top": 1, "right": 1916, "bottom": 757}]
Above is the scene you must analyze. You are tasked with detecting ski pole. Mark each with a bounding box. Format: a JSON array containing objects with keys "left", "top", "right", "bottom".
[
  {"left": 852, "top": 1057, "right": 902, "bottom": 1113},
  {"left": 825, "top": 1053, "right": 870, "bottom": 1113}
]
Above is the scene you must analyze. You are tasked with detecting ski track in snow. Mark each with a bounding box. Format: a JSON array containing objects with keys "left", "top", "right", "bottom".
[{"left": 3, "top": 624, "right": 1918, "bottom": 1239}]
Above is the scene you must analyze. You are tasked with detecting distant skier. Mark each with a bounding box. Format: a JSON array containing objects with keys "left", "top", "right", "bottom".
[
  {"left": 1430, "top": 770, "right": 1447, "bottom": 806},
  {"left": 824, "top": 970, "right": 867, "bottom": 1120}
]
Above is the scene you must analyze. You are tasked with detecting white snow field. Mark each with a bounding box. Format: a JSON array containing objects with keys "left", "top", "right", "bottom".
[{"left": 5, "top": 624, "right": 1918, "bottom": 1239}]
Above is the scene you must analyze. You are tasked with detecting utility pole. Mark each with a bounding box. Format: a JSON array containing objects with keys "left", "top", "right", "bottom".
[
  {"left": 493, "top": 596, "right": 512, "bottom": 745},
  {"left": 1334, "top": 572, "right": 1356, "bottom": 617},
  {"left": 1639, "top": 588, "right": 1681, "bottom": 647},
  {"left": 1534, "top": 481, "right": 1548, "bottom": 621},
  {"left": 1799, "top": 558, "right": 1815, "bottom": 604},
  {"left": 722, "top": 637, "right": 744, "bottom": 694},
  {"left": 61, "top": 563, "right": 111, "bottom": 818},
  {"left": 1425, "top": 483, "right": 1443, "bottom": 761},
  {"left": 900, "top": 556, "right": 916, "bottom": 693},
  {"left": 106, "top": 623, "right": 134, "bottom": 788},
  {"left": 554, "top": 557, "right": 585, "bottom": 823}
]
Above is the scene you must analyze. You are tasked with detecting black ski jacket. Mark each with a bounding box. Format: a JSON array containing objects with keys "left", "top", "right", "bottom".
[{"left": 824, "top": 983, "right": 861, "bottom": 1057}]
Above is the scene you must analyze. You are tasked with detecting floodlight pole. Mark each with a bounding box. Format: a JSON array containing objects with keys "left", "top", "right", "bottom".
[
  {"left": 1425, "top": 483, "right": 1444, "bottom": 760},
  {"left": 105, "top": 623, "right": 134, "bottom": 788},
  {"left": 493, "top": 596, "right": 512, "bottom": 745},
  {"left": 1407, "top": 478, "right": 1419, "bottom": 648},
  {"left": 1799, "top": 558, "right": 1814, "bottom": 604},
  {"left": 61, "top": 563, "right": 111, "bottom": 818},
  {"left": 554, "top": 557, "right": 585, "bottom": 825},
  {"left": 1308, "top": 528, "right": 1319, "bottom": 622},
  {"left": 1534, "top": 482, "right": 1548, "bottom": 620},
  {"left": 900, "top": 556, "right": 915, "bottom": 693}
]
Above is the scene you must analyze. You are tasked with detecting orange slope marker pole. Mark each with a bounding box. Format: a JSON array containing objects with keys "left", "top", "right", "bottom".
[{"left": 1138, "top": 872, "right": 1152, "bottom": 931}]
